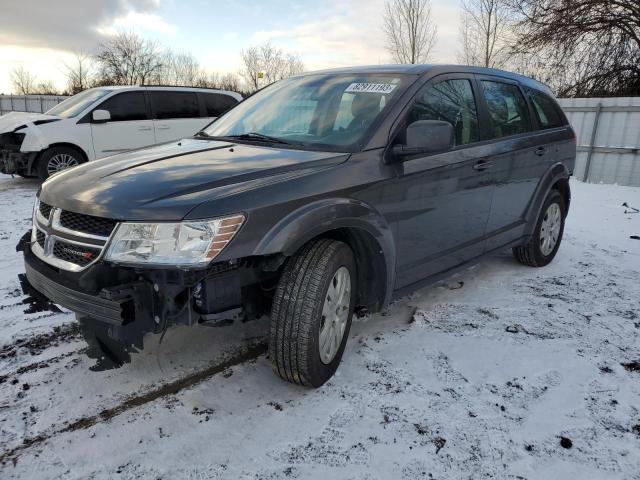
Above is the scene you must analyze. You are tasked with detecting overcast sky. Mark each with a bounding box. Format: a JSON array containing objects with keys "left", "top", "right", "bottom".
[{"left": 0, "top": 0, "right": 462, "bottom": 94}]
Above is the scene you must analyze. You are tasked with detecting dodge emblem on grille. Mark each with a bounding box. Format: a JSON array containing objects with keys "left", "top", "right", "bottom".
[{"left": 63, "top": 246, "right": 92, "bottom": 259}]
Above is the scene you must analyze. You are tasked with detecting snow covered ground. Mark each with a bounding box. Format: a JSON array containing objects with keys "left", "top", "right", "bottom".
[{"left": 0, "top": 175, "right": 638, "bottom": 479}]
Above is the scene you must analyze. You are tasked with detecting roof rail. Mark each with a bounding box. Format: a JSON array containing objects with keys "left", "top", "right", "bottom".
[{"left": 138, "top": 84, "right": 231, "bottom": 91}]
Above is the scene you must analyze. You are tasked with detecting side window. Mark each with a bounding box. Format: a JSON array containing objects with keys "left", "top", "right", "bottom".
[
  {"left": 202, "top": 93, "right": 238, "bottom": 117},
  {"left": 150, "top": 91, "right": 200, "bottom": 119},
  {"left": 407, "top": 79, "right": 479, "bottom": 146},
  {"left": 528, "top": 89, "right": 564, "bottom": 129},
  {"left": 96, "top": 92, "right": 148, "bottom": 122},
  {"left": 481, "top": 81, "right": 531, "bottom": 138}
]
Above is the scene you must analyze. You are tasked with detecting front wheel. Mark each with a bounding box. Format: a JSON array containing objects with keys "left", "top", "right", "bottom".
[
  {"left": 269, "top": 239, "right": 356, "bottom": 387},
  {"left": 37, "top": 146, "right": 83, "bottom": 180},
  {"left": 513, "top": 189, "right": 566, "bottom": 267}
]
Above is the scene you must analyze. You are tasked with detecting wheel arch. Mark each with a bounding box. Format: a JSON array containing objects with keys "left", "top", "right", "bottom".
[
  {"left": 524, "top": 162, "right": 571, "bottom": 238},
  {"left": 30, "top": 142, "right": 89, "bottom": 175},
  {"left": 253, "top": 198, "right": 396, "bottom": 311}
]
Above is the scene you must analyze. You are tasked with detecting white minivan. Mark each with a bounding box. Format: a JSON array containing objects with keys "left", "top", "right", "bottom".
[{"left": 0, "top": 86, "right": 241, "bottom": 179}]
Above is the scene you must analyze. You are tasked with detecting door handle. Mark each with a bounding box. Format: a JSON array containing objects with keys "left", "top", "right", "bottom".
[
  {"left": 156, "top": 125, "right": 170, "bottom": 130},
  {"left": 137, "top": 126, "right": 152, "bottom": 131},
  {"left": 472, "top": 160, "right": 493, "bottom": 171},
  {"left": 534, "top": 147, "right": 547, "bottom": 156}
]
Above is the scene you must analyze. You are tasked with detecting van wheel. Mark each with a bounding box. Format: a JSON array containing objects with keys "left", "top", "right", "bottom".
[
  {"left": 513, "top": 189, "right": 566, "bottom": 267},
  {"left": 269, "top": 239, "right": 356, "bottom": 387},
  {"left": 37, "top": 146, "right": 83, "bottom": 180}
]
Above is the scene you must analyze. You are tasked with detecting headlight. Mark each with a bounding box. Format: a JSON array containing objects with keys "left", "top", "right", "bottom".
[{"left": 104, "top": 215, "right": 245, "bottom": 266}]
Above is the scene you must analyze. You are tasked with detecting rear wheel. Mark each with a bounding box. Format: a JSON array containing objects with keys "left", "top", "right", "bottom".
[
  {"left": 37, "top": 146, "right": 83, "bottom": 180},
  {"left": 269, "top": 239, "right": 356, "bottom": 387},
  {"left": 513, "top": 189, "right": 566, "bottom": 267}
]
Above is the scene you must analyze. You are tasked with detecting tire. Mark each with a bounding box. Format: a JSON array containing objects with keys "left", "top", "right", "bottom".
[
  {"left": 37, "top": 146, "right": 84, "bottom": 180},
  {"left": 513, "top": 189, "right": 566, "bottom": 267},
  {"left": 269, "top": 239, "right": 357, "bottom": 387}
]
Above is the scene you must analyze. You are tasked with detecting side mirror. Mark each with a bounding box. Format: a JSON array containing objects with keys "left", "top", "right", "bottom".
[
  {"left": 393, "top": 120, "right": 454, "bottom": 159},
  {"left": 92, "top": 109, "right": 111, "bottom": 123}
]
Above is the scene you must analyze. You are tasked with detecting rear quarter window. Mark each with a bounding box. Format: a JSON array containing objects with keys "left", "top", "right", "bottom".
[
  {"left": 528, "top": 89, "right": 565, "bottom": 129},
  {"left": 150, "top": 91, "right": 200, "bottom": 119},
  {"left": 201, "top": 93, "right": 238, "bottom": 117}
]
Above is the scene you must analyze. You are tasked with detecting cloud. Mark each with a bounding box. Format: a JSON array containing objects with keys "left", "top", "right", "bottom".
[
  {"left": 246, "top": 0, "right": 460, "bottom": 71},
  {"left": 0, "top": 0, "right": 166, "bottom": 53},
  {"left": 100, "top": 11, "right": 178, "bottom": 36}
]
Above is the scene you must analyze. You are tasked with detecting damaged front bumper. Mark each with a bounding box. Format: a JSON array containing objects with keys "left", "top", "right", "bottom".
[{"left": 18, "top": 232, "right": 267, "bottom": 359}]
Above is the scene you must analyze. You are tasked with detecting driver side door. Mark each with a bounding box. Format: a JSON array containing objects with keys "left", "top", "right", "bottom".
[
  {"left": 89, "top": 91, "right": 156, "bottom": 159},
  {"left": 392, "top": 75, "right": 495, "bottom": 289}
]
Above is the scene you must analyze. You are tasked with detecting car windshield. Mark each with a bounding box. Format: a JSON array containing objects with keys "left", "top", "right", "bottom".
[
  {"left": 45, "top": 89, "right": 111, "bottom": 118},
  {"left": 203, "top": 74, "right": 410, "bottom": 151}
]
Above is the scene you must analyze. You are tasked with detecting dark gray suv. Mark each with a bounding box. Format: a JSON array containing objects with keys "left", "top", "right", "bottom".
[{"left": 19, "top": 65, "right": 575, "bottom": 387}]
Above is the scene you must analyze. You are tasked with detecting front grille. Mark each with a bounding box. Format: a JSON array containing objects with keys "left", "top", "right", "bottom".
[
  {"left": 59, "top": 210, "right": 117, "bottom": 237},
  {"left": 39, "top": 202, "right": 52, "bottom": 220},
  {"left": 52, "top": 240, "right": 101, "bottom": 267},
  {"left": 36, "top": 230, "right": 45, "bottom": 248}
]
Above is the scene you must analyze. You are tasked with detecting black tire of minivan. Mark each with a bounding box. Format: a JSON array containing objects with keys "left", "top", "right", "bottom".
[
  {"left": 269, "top": 239, "right": 356, "bottom": 387},
  {"left": 513, "top": 189, "right": 566, "bottom": 267},
  {"left": 37, "top": 146, "right": 84, "bottom": 180}
]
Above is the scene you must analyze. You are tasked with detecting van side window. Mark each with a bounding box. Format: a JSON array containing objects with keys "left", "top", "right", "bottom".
[
  {"left": 202, "top": 93, "right": 238, "bottom": 117},
  {"left": 481, "top": 81, "right": 531, "bottom": 138},
  {"left": 150, "top": 91, "right": 200, "bottom": 119},
  {"left": 528, "top": 90, "right": 564, "bottom": 129},
  {"left": 407, "top": 79, "right": 479, "bottom": 146},
  {"left": 97, "top": 92, "right": 148, "bottom": 122}
]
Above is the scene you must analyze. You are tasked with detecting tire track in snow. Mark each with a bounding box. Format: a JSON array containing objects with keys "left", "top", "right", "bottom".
[{"left": 0, "top": 339, "right": 268, "bottom": 466}]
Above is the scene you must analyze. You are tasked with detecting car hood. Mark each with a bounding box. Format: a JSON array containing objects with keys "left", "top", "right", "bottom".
[
  {"left": 0, "top": 112, "right": 59, "bottom": 133},
  {"left": 40, "top": 138, "right": 348, "bottom": 221}
]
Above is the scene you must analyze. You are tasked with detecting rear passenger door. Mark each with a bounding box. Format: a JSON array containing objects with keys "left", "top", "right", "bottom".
[
  {"left": 149, "top": 90, "right": 203, "bottom": 142},
  {"left": 392, "top": 75, "right": 495, "bottom": 289},
  {"left": 89, "top": 91, "right": 156, "bottom": 158},
  {"left": 475, "top": 76, "right": 547, "bottom": 251}
]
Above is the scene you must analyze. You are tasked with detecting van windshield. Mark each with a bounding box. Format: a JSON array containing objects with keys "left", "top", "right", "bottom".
[
  {"left": 203, "top": 74, "right": 410, "bottom": 151},
  {"left": 46, "top": 89, "right": 111, "bottom": 118}
]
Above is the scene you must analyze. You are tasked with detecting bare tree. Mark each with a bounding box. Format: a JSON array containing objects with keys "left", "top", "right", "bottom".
[
  {"left": 458, "top": 0, "right": 512, "bottom": 68},
  {"left": 506, "top": 0, "right": 640, "bottom": 97},
  {"left": 10, "top": 67, "right": 37, "bottom": 94},
  {"left": 240, "top": 43, "right": 305, "bottom": 92},
  {"left": 94, "top": 31, "right": 164, "bottom": 85},
  {"left": 215, "top": 72, "right": 242, "bottom": 92},
  {"left": 383, "top": 0, "right": 438, "bottom": 64},
  {"left": 162, "top": 51, "right": 202, "bottom": 86},
  {"left": 64, "top": 52, "right": 93, "bottom": 94},
  {"left": 33, "top": 80, "right": 60, "bottom": 95}
]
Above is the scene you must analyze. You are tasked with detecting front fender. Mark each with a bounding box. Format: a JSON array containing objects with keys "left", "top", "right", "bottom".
[
  {"left": 19, "top": 125, "right": 49, "bottom": 152},
  {"left": 253, "top": 198, "right": 397, "bottom": 306}
]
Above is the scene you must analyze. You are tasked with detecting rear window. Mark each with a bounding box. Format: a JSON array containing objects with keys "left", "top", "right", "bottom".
[
  {"left": 528, "top": 90, "right": 564, "bottom": 129},
  {"left": 481, "top": 81, "right": 531, "bottom": 139},
  {"left": 96, "top": 91, "right": 148, "bottom": 122},
  {"left": 150, "top": 91, "right": 200, "bottom": 119},
  {"left": 201, "top": 93, "right": 238, "bottom": 117}
]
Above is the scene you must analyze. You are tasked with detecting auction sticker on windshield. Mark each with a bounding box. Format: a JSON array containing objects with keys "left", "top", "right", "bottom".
[{"left": 345, "top": 83, "right": 397, "bottom": 94}]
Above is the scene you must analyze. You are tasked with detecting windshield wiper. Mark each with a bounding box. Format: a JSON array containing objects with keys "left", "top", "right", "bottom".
[{"left": 226, "top": 132, "right": 299, "bottom": 145}]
